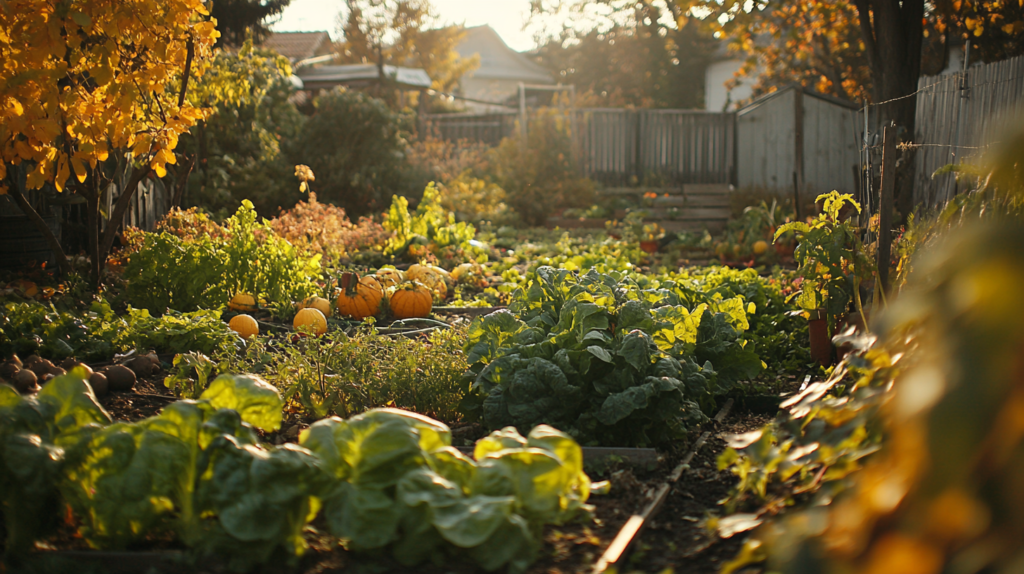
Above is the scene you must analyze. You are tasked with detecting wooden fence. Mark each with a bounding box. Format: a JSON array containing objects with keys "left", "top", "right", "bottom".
[
  {"left": 422, "top": 108, "right": 736, "bottom": 186},
  {"left": 912, "top": 54, "right": 1024, "bottom": 207}
]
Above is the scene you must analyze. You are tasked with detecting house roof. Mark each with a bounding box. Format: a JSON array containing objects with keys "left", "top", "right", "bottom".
[
  {"left": 261, "top": 31, "right": 333, "bottom": 63},
  {"left": 456, "top": 25, "right": 554, "bottom": 84},
  {"left": 296, "top": 64, "right": 433, "bottom": 90}
]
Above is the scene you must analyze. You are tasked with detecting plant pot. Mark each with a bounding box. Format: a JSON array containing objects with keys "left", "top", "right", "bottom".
[
  {"left": 639, "top": 240, "right": 659, "bottom": 254},
  {"left": 807, "top": 310, "right": 831, "bottom": 367}
]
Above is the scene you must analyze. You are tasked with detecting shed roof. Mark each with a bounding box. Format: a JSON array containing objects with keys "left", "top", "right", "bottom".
[
  {"left": 737, "top": 84, "right": 860, "bottom": 116},
  {"left": 456, "top": 25, "right": 554, "bottom": 84},
  {"left": 261, "top": 31, "right": 333, "bottom": 63},
  {"left": 296, "top": 64, "right": 433, "bottom": 90}
]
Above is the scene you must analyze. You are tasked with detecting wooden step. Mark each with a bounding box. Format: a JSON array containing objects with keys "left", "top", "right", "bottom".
[
  {"left": 645, "top": 207, "right": 731, "bottom": 220},
  {"left": 683, "top": 184, "right": 731, "bottom": 195},
  {"left": 651, "top": 195, "right": 731, "bottom": 208},
  {"left": 658, "top": 219, "right": 728, "bottom": 234}
]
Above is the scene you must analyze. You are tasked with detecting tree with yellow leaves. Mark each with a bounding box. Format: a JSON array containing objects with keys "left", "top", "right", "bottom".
[{"left": 0, "top": 0, "right": 218, "bottom": 284}]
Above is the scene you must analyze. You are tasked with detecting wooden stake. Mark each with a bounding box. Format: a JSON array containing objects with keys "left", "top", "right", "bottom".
[{"left": 878, "top": 126, "right": 896, "bottom": 292}]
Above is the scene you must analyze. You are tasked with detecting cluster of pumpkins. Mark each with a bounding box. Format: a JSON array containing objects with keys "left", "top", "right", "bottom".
[{"left": 226, "top": 264, "right": 450, "bottom": 339}]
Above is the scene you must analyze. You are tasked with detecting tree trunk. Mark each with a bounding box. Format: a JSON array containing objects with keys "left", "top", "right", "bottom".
[
  {"left": 85, "top": 190, "right": 101, "bottom": 290},
  {"left": 98, "top": 168, "right": 148, "bottom": 279},
  {"left": 8, "top": 186, "right": 72, "bottom": 276},
  {"left": 853, "top": 0, "right": 924, "bottom": 219}
]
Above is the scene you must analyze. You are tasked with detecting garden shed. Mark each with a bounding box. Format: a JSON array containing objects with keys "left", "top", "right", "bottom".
[{"left": 735, "top": 85, "right": 861, "bottom": 200}]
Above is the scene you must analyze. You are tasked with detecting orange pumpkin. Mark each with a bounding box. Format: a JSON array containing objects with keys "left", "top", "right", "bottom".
[
  {"left": 389, "top": 281, "right": 433, "bottom": 319},
  {"left": 374, "top": 267, "right": 404, "bottom": 289},
  {"left": 405, "top": 263, "right": 448, "bottom": 301},
  {"left": 300, "top": 296, "right": 333, "bottom": 318},
  {"left": 228, "top": 292, "right": 258, "bottom": 312},
  {"left": 228, "top": 314, "right": 259, "bottom": 339},
  {"left": 293, "top": 307, "right": 327, "bottom": 335},
  {"left": 336, "top": 272, "right": 383, "bottom": 320}
]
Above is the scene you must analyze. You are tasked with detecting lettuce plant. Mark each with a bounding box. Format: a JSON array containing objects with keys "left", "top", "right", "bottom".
[
  {"left": 461, "top": 266, "right": 763, "bottom": 446},
  {"left": 300, "top": 408, "right": 593, "bottom": 573}
]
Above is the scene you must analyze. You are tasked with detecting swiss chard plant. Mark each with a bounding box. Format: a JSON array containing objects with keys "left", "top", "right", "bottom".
[
  {"left": 460, "top": 266, "right": 763, "bottom": 447},
  {"left": 299, "top": 408, "right": 594, "bottom": 573}
]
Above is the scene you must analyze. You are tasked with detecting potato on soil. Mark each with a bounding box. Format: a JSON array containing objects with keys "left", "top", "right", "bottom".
[
  {"left": 29, "top": 359, "right": 55, "bottom": 377},
  {"left": 0, "top": 362, "right": 19, "bottom": 381},
  {"left": 126, "top": 356, "right": 158, "bottom": 378},
  {"left": 88, "top": 372, "right": 109, "bottom": 397},
  {"left": 104, "top": 365, "right": 136, "bottom": 392},
  {"left": 65, "top": 362, "right": 93, "bottom": 377},
  {"left": 60, "top": 357, "right": 79, "bottom": 370},
  {"left": 12, "top": 369, "right": 38, "bottom": 393}
]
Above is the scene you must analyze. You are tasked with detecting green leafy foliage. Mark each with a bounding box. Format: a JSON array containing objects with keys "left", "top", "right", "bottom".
[
  {"left": 383, "top": 183, "right": 486, "bottom": 263},
  {"left": 163, "top": 352, "right": 217, "bottom": 400},
  {"left": 222, "top": 326, "right": 468, "bottom": 423},
  {"left": 185, "top": 44, "right": 305, "bottom": 216},
  {"left": 124, "top": 201, "right": 321, "bottom": 313},
  {"left": 775, "top": 191, "right": 874, "bottom": 332},
  {"left": 462, "top": 266, "right": 762, "bottom": 446},
  {"left": 0, "top": 299, "right": 243, "bottom": 361},
  {"left": 0, "top": 372, "right": 110, "bottom": 557},
  {"left": 290, "top": 88, "right": 417, "bottom": 216},
  {"left": 299, "top": 408, "right": 592, "bottom": 573}
]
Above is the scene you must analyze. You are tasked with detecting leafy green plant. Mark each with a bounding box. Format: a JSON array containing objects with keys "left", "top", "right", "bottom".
[
  {"left": 383, "top": 183, "right": 485, "bottom": 263},
  {"left": 0, "top": 299, "right": 243, "bottom": 361},
  {"left": 774, "top": 191, "right": 874, "bottom": 333},
  {"left": 461, "top": 266, "right": 763, "bottom": 446},
  {"left": 299, "top": 408, "right": 594, "bottom": 573},
  {"left": 0, "top": 371, "right": 111, "bottom": 557},
  {"left": 225, "top": 327, "right": 468, "bottom": 423},
  {"left": 164, "top": 352, "right": 217, "bottom": 399},
  {"left": 124, "top": 201, "right": 321, "bottom": 314}
]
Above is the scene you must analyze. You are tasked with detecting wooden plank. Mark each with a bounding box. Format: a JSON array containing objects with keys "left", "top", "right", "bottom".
[
  {"left": 660, "top": 219, "right": 728, "bottom": 234},
  {"left": 878, "top": 126, "right": 896, "bottom": 291},
  {"left": 652, "top": 195, "right": 730, "bottom": 208},
  {"left": 645, "top": 207, "right": 731, "bottom": 219},
  {"left": 682, "top": 183, "right": 731, "bottom": 195}
]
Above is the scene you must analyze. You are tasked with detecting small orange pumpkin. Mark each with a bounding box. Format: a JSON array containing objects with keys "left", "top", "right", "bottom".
[
  {"left": 389, "top": 281, "right": 433, "bottom": 319},
  {"left": 336, "top": 272, "right": 384, "bottom": 320},
  {"left": 293, "top": 307, "right": 327, "bottom": 335},
  {"left": 228, "top": 314, "right": 259, "bottom": 339},
  {"left": 300, "top": 296, "right": 333, "bottom": 318},
  {"left": 228, "top": 292, "right": 258, "bottom": 312}
]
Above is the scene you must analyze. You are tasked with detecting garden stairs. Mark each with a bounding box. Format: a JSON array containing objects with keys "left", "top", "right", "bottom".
[{"left": 549, "top": 184, "right": 732, "bottom": 235}]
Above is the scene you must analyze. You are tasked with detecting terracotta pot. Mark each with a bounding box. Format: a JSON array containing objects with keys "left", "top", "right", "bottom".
[
  {"left": 808, "top": 310, "right": 831, "bottom": 367},
  {"left": 640, "top": 240, "right": 659, "bottom": 254}
]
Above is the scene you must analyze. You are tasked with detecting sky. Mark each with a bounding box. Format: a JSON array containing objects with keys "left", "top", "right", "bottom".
[{"left": 271, "top": 0, "right": 550, "bottom": 52}]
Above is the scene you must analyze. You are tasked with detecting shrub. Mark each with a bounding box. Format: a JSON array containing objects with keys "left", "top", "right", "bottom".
[
  {"left": 489, "top": 109, "right": 595, "bottom": 225},
  {"left": 290, "top": 88, "right": 417, "bottom": 216},
  {"left": 268, "top": 193, "right": 392, "bottom": 264}
]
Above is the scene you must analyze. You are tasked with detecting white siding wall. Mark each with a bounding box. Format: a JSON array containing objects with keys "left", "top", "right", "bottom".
[{"left": 705, "top": 59, "right": 755, "bottom": 112}]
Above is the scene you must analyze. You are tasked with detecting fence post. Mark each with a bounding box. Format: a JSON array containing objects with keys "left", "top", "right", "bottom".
[
  {"left": 878, "top": 126, "right": 896, "bottom": 292},
  {"left": 793, "top": 86, "right": 805, "bottom": 211}
]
